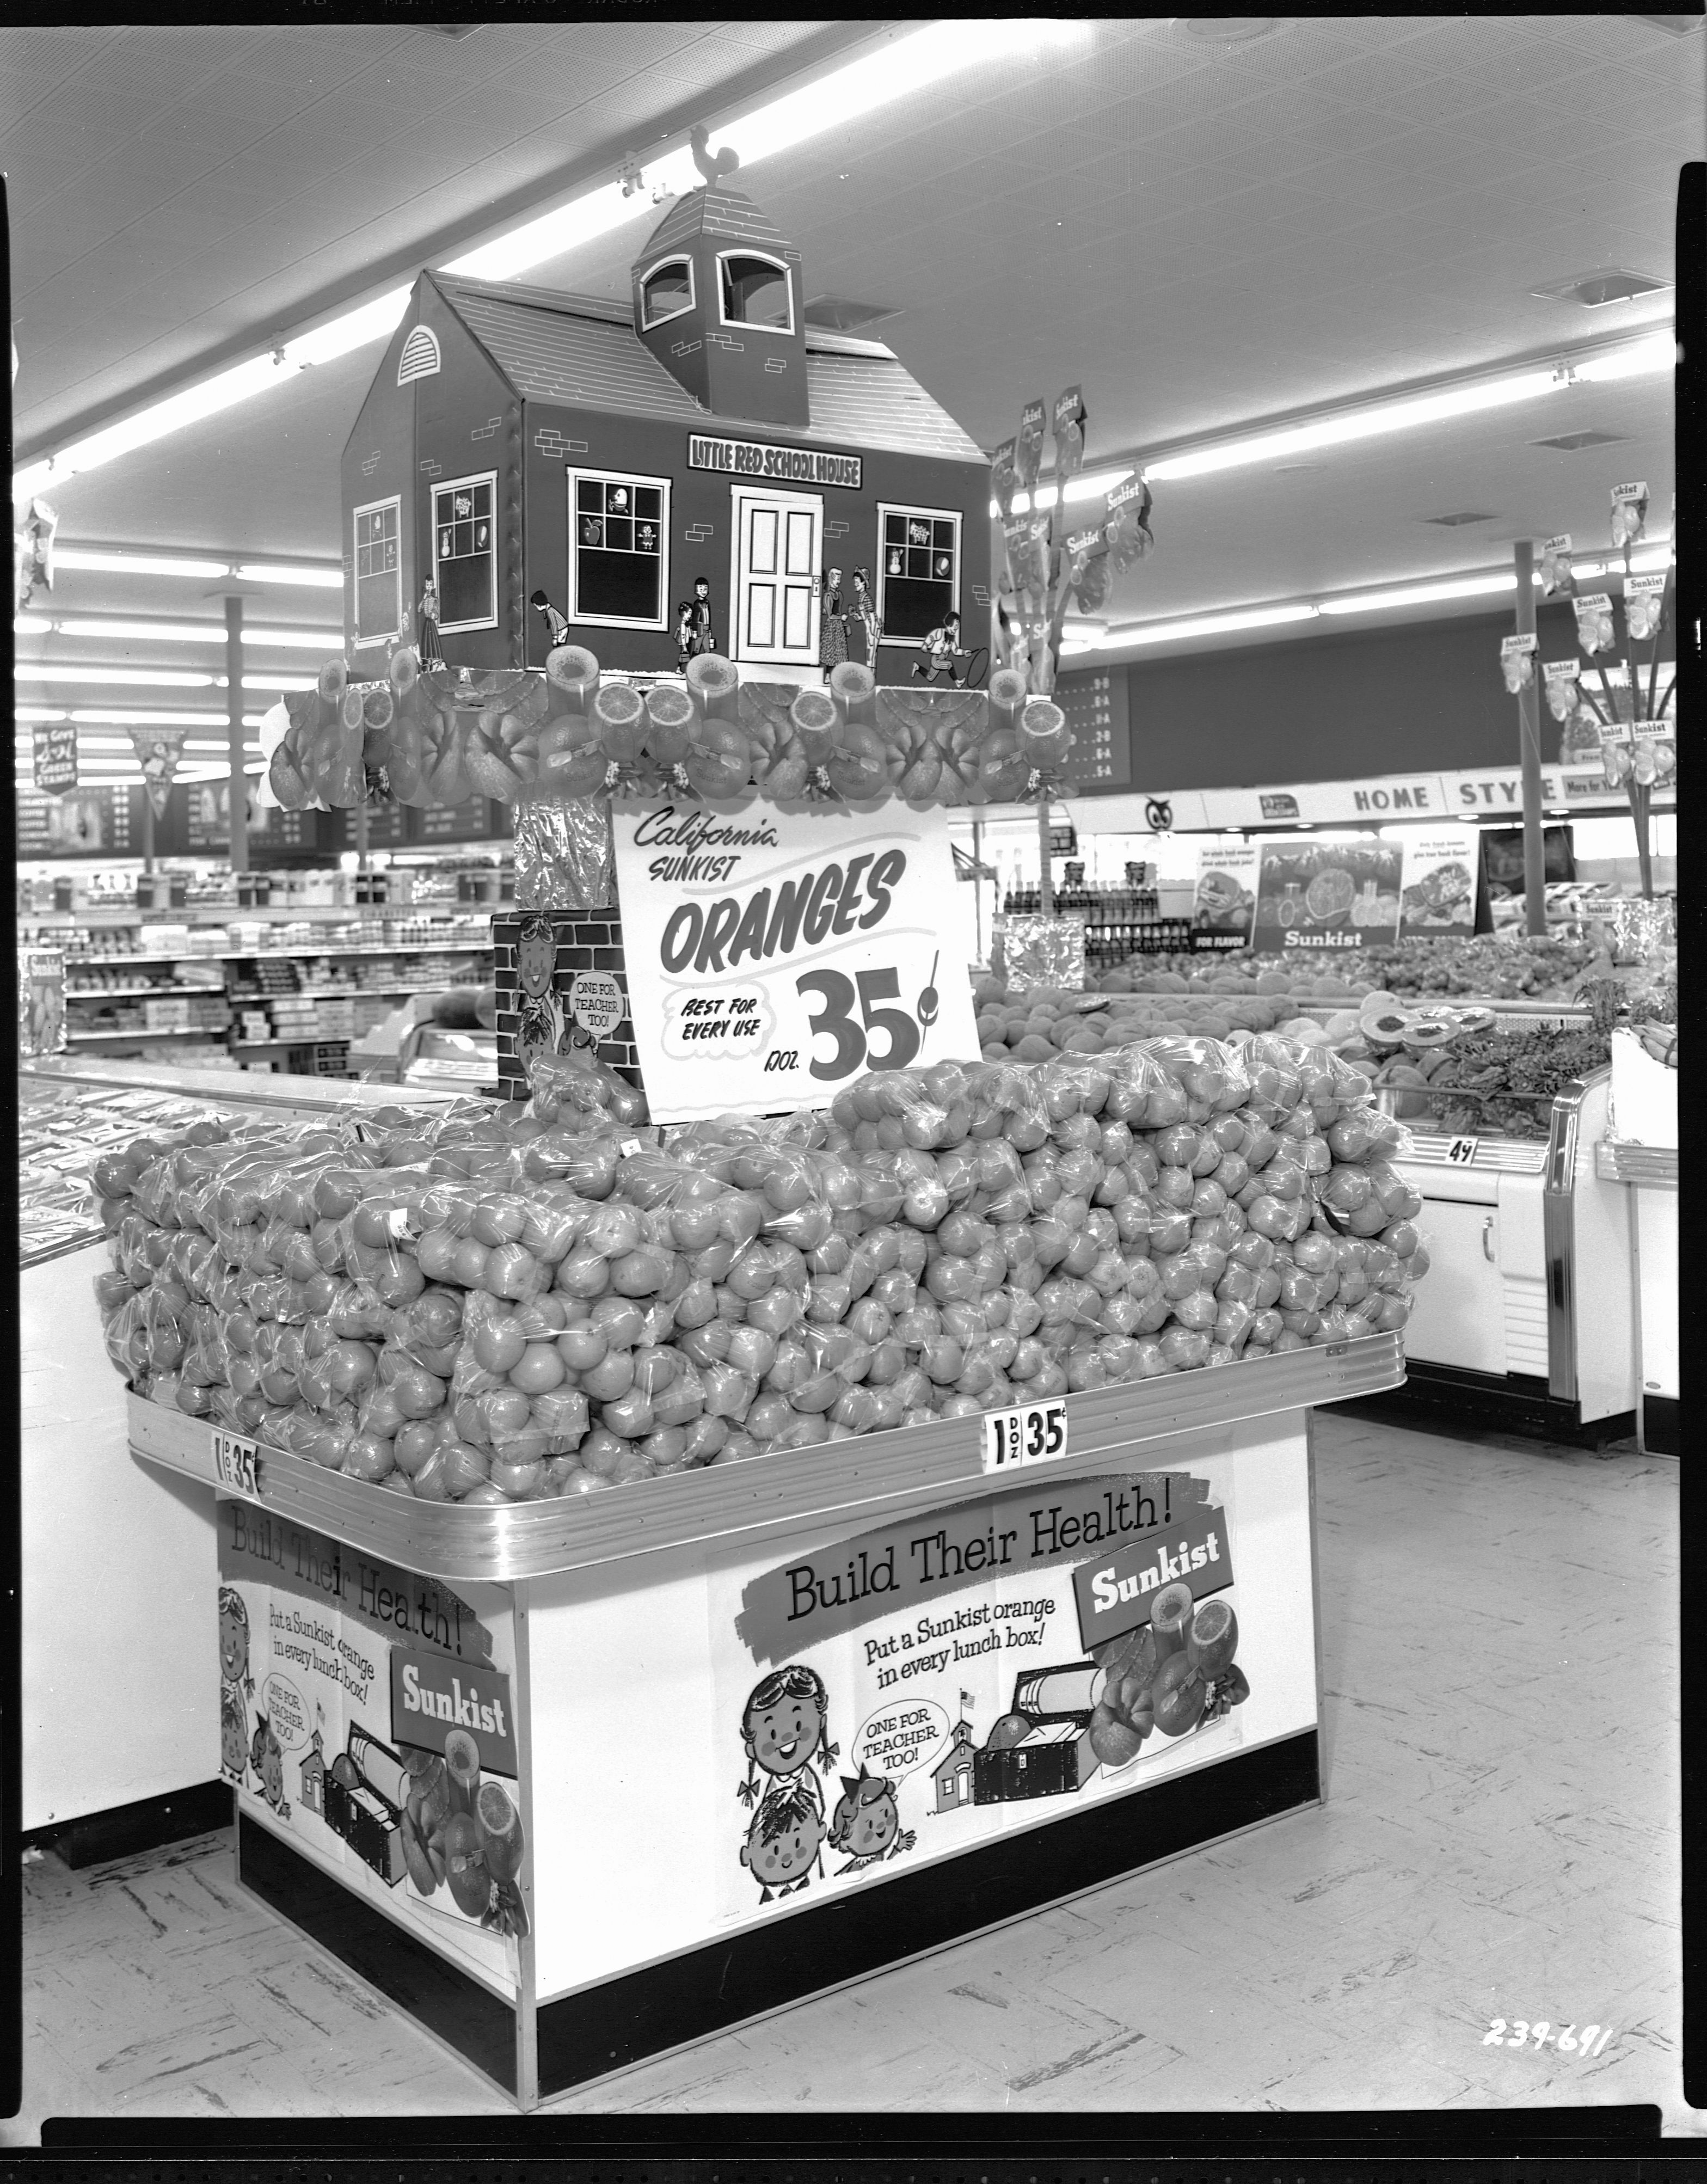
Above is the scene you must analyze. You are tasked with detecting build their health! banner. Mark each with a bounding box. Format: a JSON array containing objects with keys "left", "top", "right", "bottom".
[
  {"left": 707, "top": 1463, "right": 1255, "bottom": 1923},
  {"left": 612, "top": 797, "right": 980, "bottom": 1122}
]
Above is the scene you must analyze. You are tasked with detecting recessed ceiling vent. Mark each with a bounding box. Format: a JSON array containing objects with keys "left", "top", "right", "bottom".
[
  {"left": 1637, "top": 14, "right": 1704, "bottom": 33},
  {"left": 1422, "top": 511, "right": 1497, "bottom": 527},
  {"left": 803, "top": 296, "right": 901, "bottom": 333},
  {"left": 1531, "top": 428, "right": 1631, "bottom": 453},
  {"left": 1531, "top": 268, "right": 1671, "bottom": 308},
  {"left": 1178, "top": 18, "right": 1282, "bottom": 42}
]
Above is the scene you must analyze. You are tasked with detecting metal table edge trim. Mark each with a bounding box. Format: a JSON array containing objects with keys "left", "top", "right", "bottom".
[{"left": 128, "top": 1333, "right": 1404, "bottom": 1585}]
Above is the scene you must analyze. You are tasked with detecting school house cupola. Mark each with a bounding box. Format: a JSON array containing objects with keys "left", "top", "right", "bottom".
[{"left": 340, "top": 171, "right": 988, "bottom": 684}]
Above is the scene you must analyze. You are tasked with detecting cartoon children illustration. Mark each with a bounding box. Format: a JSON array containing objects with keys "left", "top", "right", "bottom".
[
  {"left": 827, "top": 1766, "right": 917, "bottom": 1876},
  {"left": 739, "top": 1780, "right": 826, "bottom": 1904},
  {"left": 911, "top": 610, "right": 962, "bottom": 686},
  {"left": 817, "top": 567, "right": 846, "bottom": 671},
  {"left": 220, "top": 1683, "right": 249, "bottom": 1786},
  {"left": 517, "top": 992, "right": 565, "bottom": 1077},
  {"left": 849, "top": 569, "right": 881, "bottom": 665},
  {"left": 736, "top": 1663, "right": 838, "bottom": 1814},
  {"left": 219, "top": 1586, "right": 255, "bottom": 1698},
  {"left": 676, "top": 576, "right": 715, "bottom": 670},
  {"left": 249, "top": 1714, "right": 291, "bottom": 1821}
]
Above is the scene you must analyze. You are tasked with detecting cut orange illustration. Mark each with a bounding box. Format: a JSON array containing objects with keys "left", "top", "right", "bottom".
[{"left": 1304, "top": 866, "right": 1356, "bottom": 919}]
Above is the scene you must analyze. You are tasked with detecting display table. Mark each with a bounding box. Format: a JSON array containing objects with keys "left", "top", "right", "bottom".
[{"left": 127, "top": 1333, "right": 1402, "bottom": 2106}]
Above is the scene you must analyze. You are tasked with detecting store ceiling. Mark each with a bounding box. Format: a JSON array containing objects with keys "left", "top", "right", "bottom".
[{"left": 9, "top": 13, "right": 1695, "bottom": 687}]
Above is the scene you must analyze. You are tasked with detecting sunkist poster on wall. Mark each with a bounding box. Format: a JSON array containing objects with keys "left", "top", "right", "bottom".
[
  {"left": 1250, "top": 835, "right": 1402, "bottom": 954},
  {"left": 1396, "top": 827, "right": 1479, "bottom": 938},
  {"left": 217, "top": 1499, "right": 527, "bottom": 1984},
  {"left": 707, "top": 1464, "right": 1250, "bottom": 1922},
  {"left": 612, "top": 797, "right": 980, "bottom": 1123}
]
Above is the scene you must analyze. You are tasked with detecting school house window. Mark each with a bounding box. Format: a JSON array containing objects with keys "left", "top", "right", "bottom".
[
  {"left": 719, "top": 251, "right": 793, "bottom": 335},
  {"left": 877, "top": 504, "right": 960, "bottom": 645},
  {"left": 432, "top": 473, "right": 497, "bottom": 633},
  {"left": 639, "top": 255, "right": 695, "bottom": 330},
  {"left": 353, "top": 496, "right": 402, "bottom": 647},
  {"left": 569, "top": 468, "right": 670, "bottom": 630}
]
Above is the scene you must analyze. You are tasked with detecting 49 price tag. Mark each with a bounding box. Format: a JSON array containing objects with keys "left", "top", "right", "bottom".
[
  {"left": 1444, "top": 1135, "right": 1481, "bottom": 1165},
  {"left": 212, "top": 1431, "right": 260, "bottom": 1500},
  {"left": 983, "top": 1398, "right": 1069, "bottom": 1476}
]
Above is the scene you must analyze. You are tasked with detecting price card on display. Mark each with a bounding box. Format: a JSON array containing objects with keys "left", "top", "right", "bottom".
[
  {"left": 982, "top": 1398, "right": 1069, "bottom": 1476},
  {"left": 212, "top": 1431, "right": 260, "bottom": 1500},
  {"left": 1444, "top": 1135, "right": 1481, "bottom": 1166},
  {"left": 612, "top": 799, "right": 978, "bottom": 1122}
]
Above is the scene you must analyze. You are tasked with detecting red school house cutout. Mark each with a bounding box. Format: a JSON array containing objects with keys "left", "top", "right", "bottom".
[{"left": 341, "top": 181, "right": 991, "bottom": 684}]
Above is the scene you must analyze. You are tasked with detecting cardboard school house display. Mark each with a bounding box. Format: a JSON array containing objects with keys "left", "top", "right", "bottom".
[{"left": 342, "top": 181, "right": 990, "bottom": 683}]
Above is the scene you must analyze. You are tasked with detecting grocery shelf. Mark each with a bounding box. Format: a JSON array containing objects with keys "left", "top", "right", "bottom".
[
  {"left": 63, "top": 941, "right": 493, "bottom": 965},
  {"left": 64, "top": 1026, "right": 226, "bottom": 1045},
  {"left": 65, "top": 985, "right": 216, "bottom": 1001},
  {"left": 1594, "top": 1139, "right": 1677, "bottom": 1189},
  {"left": 23, "top": 1053, "right": 466, "bottom": 1113},
  {"left": 126, "top": 1332, "right": 1405, "bottom": 1585}
]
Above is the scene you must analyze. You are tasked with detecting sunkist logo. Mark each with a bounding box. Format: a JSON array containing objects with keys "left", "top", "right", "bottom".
[
  {"left": 399, "top": 1661, "right": 508, "bottom": 1739},
  {"left": 1088, "top": 1531, "right": 1221, "bottom": 1613}
]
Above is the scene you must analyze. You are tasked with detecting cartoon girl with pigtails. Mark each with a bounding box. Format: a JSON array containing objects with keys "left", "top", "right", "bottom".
[{"left": 735, "top": 1664, "right": 838, "bottom": 1817}]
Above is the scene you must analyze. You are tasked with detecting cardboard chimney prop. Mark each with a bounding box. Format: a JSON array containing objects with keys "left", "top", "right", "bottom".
[{"left": 341, "top": 159, "right": 990, "bottom": 684}]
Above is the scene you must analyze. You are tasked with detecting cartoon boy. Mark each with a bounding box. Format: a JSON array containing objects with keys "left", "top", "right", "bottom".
[
  {"left": 827, "top": 1766, "right": 916, "bottom": 1876},
  {"left": 736, "top": 1663, "right": 837, "bottom": 1813},
  {"left": 740, "top": 1780, "right": 826, "bottom": 1903},
  {"left": 249, "top": 1715, "right": 291, "bottom": 1821},
  {"left": 911, "top": 611, "right": 963, "bottom": 686}
]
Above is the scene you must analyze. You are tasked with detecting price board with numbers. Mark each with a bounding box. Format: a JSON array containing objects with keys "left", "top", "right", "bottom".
[
  {"left": 1053, "top": 668, "right": 1131, "bottom": 788},
  {"left": 612, "top": 797, "right": 979, "bottom": 1122},
  {"left": 982, "top": 1398, "right": 1069, "bottom": 1475}
]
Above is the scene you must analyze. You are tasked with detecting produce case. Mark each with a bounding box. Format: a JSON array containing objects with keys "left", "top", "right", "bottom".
[
  {"left": 1359, "top": 1065, "right": 1636, "bottom": 1447},
  {"left": 125, "top": 1332, "right": 1402, "bottom": 2105},
  {"left": 19, "top": 1060, "right": 465, "bottom": 1838},
  {"left": 1594, "top": 1030, "right": 1678, "bottom": 1456}
]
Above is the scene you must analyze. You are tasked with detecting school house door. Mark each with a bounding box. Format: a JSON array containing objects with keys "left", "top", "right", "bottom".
[{"left": 730, "top": 488, "right": 821, "bottom": 668}]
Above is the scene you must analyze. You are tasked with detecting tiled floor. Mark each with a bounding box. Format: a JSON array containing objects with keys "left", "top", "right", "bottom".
[{"left": 9, "top": 1413, "right": 1692, "bottom": 2136}]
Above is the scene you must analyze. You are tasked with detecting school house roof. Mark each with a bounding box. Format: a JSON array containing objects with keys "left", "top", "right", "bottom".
[{"left": 431, "top": 272, "right": 987, "bottom": 465}]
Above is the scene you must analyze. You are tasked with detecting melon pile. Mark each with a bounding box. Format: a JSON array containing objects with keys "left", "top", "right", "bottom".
[{"left": 90, "top": 1033, "right": 1427, "bottom": 1508}]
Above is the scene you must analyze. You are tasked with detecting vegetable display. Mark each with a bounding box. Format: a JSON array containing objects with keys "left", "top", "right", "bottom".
[{"left": 91, "top": 1034, "right": 1428, "bottom": 1507}]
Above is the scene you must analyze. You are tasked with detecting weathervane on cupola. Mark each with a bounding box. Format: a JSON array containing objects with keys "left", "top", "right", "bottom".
[{"left": 630, "top": 122, "right": 810, "bottom": 430}]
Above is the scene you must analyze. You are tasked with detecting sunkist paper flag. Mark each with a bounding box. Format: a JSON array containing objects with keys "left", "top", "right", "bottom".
[{"left": 129, "top": 725, "right": 189, "bottom": 818}]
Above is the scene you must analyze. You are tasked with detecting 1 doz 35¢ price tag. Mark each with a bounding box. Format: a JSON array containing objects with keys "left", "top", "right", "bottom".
[
  {"left": 212, "top": 1431, "right": 260, "bottom": 1500},
  {"left": 983, "top": 1398, "right": 1069, "bottom": 1476},
  {"left": 612, "top": 799, "right": 979, "bottom": 1123}
]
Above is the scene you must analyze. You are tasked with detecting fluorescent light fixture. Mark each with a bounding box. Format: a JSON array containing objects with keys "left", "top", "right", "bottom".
[
  {"left": 183, "top": 740, "right": 264, "bottom": 752},
  {"left": 14, "top": 614, "right": 52, "bottom": 635},
  {"left": 1320, "top": 573, "right": 1515, "bottom": 615},
  {"left": 446, "top": 20, "right": 1088, "bottom": 284},
  {"left": 235, "top": 563, "right": 344, "bottom": 588},
  {"left": 51, "top": 617, "right": 340, "bottom": 647},
  {"left": 988, "top": 467, "right": 1135, "bottom": 519},
  {"left": 1140, "top": 332, "right": 1673, "bottom": 484},
  {"left": 54, "top": 547, "right": 231, "bottom": 579},
  {"left": 14, "top": 664, "right": 216, "bottom": 685},
  {"left": 70, "top": 709, "right": 267, "bottom": 728},
  {"left": 15, "top": 21, "right": 1085, "bottom": 494},
  {"left": 1106, "top": 603, "right": 1320, "bottom": 645},
  {"left": 1572, "top": 330, "right": 1677, "bottom": 382}
]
